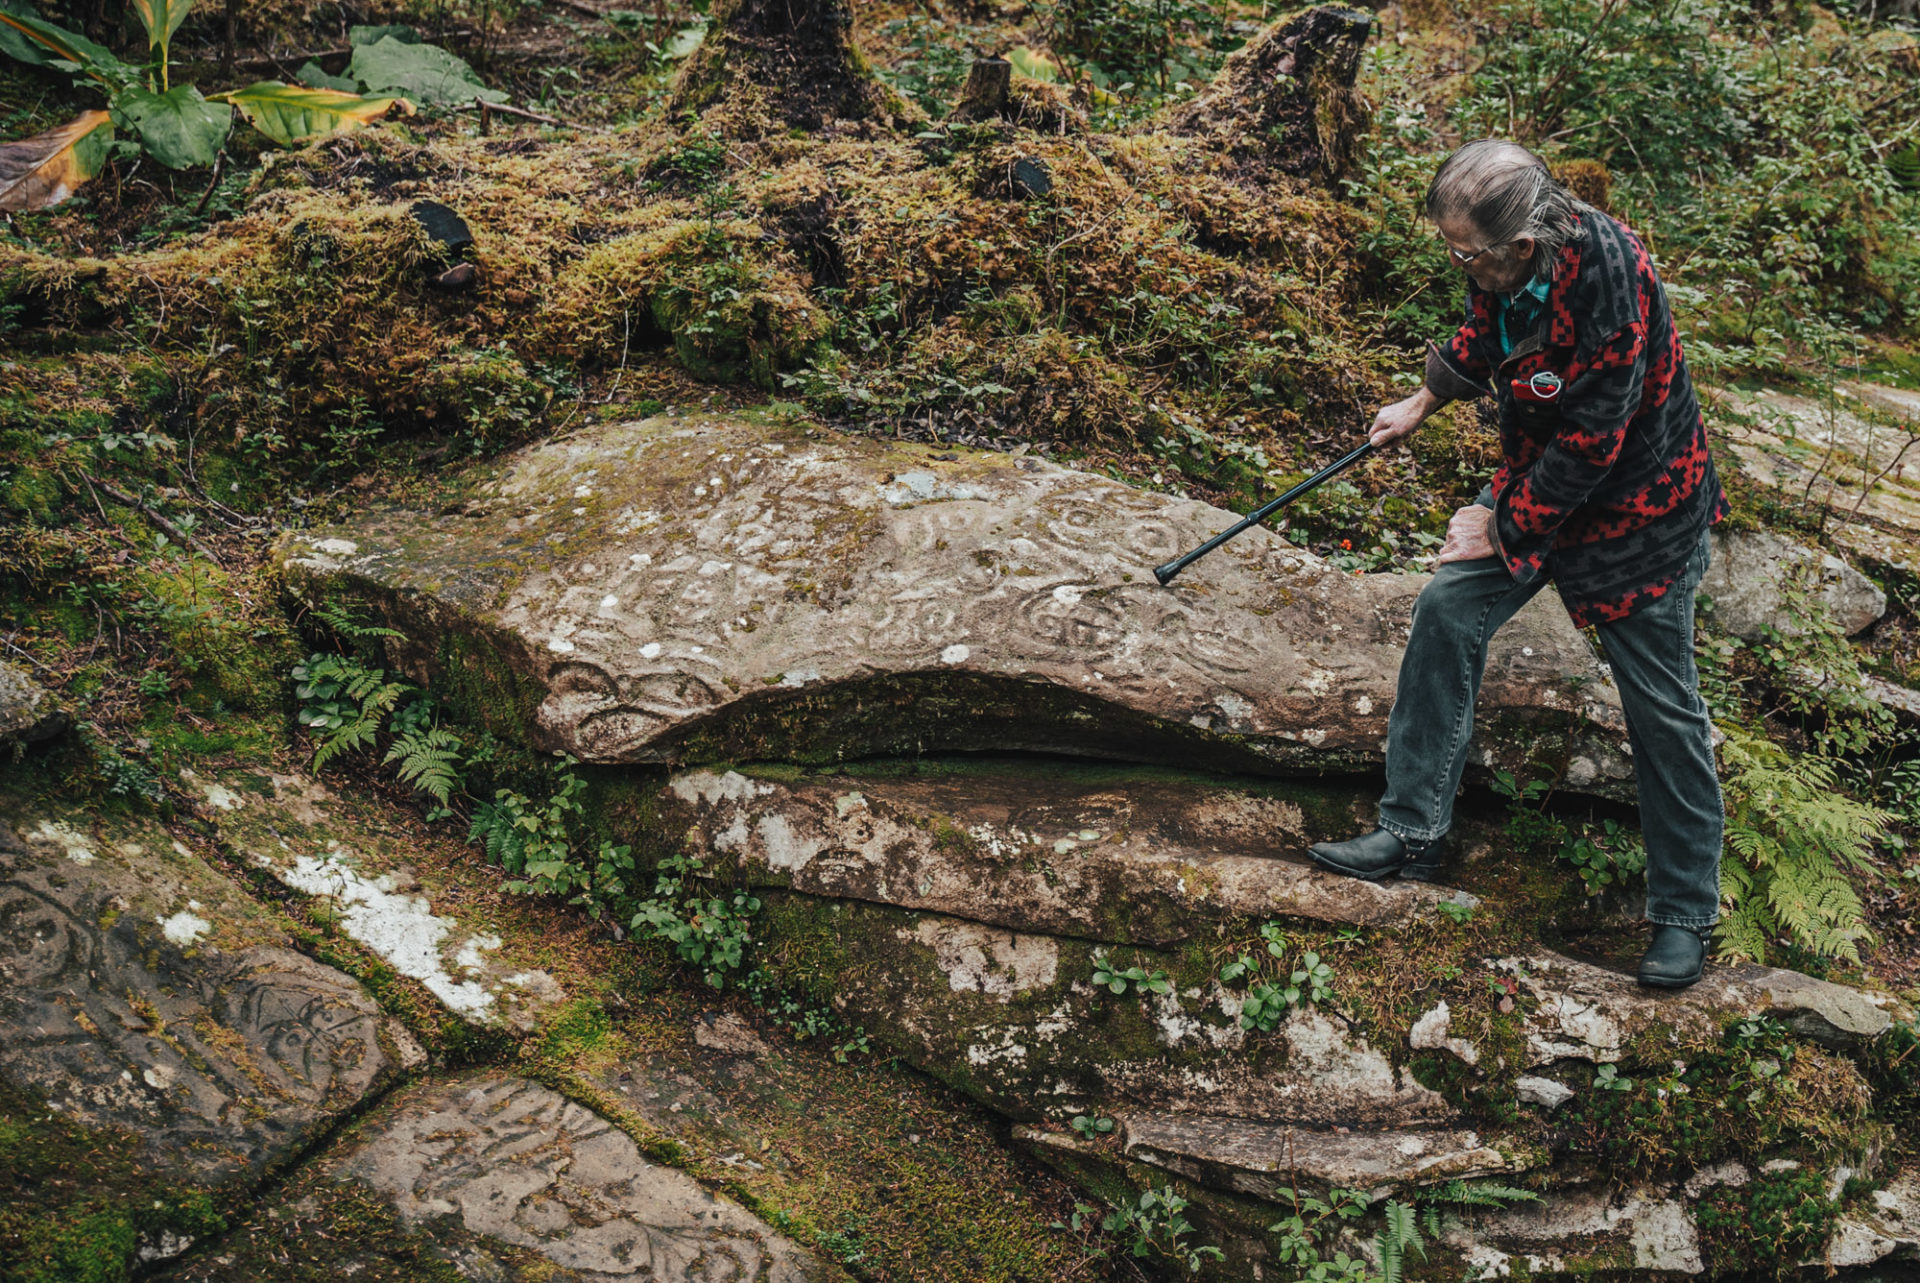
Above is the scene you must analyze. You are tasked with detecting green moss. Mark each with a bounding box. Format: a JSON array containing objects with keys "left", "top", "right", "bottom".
[
  {"left": 0, "top": 1082, "right": 227, "bottom": 1283},
  {"left": 1695, "top": 1168, "right": 1839, "bottom": 1277}
]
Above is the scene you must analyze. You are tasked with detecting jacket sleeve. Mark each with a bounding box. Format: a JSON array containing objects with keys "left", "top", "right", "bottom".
[
  {"left": 1490, "top": 322, "right": 1646, "bottom": 584},
  {"left": 1424, "top": 322, "right": 1491, "bottom": 403}
]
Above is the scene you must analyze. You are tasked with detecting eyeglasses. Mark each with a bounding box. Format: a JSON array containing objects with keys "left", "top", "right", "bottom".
[{"left": 1445, "top": 240, "right": 1506, "bottom": 265}]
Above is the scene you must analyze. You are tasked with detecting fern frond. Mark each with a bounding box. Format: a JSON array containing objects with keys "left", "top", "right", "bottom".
[{"left": 384, "top": 724, "right": 466, "bottom": 805}]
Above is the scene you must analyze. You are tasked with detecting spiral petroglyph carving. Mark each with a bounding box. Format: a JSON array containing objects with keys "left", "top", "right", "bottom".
[
  {"left": 0, "top": 816, "right": 394, "bottom": 1180},
  {"left": 282, "top": 414, "right": 1633, "bottom": 789},
  {"left": 343, "top": 1076, "right": 826, "bottom": 1281}
]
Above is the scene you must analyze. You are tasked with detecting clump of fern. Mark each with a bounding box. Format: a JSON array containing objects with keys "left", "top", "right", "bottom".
[
  {"left": 1719, "top": 730, "right": 1888, "bottom": 966},
  {"left": 293, "top": 652, "right": 415, "bottom": 770}
]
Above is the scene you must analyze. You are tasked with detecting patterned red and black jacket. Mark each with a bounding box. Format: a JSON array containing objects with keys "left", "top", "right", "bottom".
[{"left": 1424, "top": 210, "right": 1728, "bottom": 627}]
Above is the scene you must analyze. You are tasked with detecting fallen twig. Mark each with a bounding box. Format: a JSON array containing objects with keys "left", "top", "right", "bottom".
[
  {"left": 193, "top": 151, "right": 227, "bottom": 216},
  {"left": 458, "top": 99, "right": 562, "bottom": 126},
  {"left": 83, "top": 475, "right": 228, "bottom": 568}
]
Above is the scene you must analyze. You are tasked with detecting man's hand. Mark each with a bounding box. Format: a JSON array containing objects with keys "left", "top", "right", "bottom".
[
  {"left": 1369, "top": 386, "right": 1442, "bottom": 448},
  {"left": 1436, "top": 504, "right": 1497, "bottom": 565}
]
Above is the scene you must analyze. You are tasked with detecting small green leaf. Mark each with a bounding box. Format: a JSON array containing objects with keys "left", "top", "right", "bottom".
[
  {"left": 111, "top": 85, "right": 231, "bottom": 169},
  {"left": 348, "top": 35, "right": 509, "bottom": 105},
  {"left": 296, "top": 59, "right": 360, "bottom": 93}
]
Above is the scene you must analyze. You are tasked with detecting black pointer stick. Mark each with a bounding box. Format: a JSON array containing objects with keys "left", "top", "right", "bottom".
[{"left": 1153, "top": 441, "right": 1378, "bottom": 587}]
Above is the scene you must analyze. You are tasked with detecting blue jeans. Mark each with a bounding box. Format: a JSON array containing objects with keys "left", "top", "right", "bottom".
[{"left": 1377, "top": 527, "right": 1722, "bottom": 928}]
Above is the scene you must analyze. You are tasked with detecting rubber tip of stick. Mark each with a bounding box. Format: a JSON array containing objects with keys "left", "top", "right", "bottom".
[{"left": 1153, "top": 563, "right": 1179, "bottom": 587}]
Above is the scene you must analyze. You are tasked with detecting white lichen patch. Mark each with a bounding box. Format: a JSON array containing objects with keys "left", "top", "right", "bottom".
[
  {"left": 879, "top": 470, "right": 985, "bottom": 505},
  {"left": 670, "top": 769, "right": 775, "bottom": 808},
  {"left": 455, "top": 934, "right": 503, "bottom": 975},
  {"left": 158, "top": 903, "right": 212, "bottom": 946},
  {"left": 965, "top": 1029, "right": 1030, "bottom": 1068},
  {"left": 28, "top": 819, "right": 95, "bottom": 864},
  {"left": 271, "top": 849, "right": 498, "bottom": 1020},
  {"left": 940, "top": 644, "right": 970, "bottom": 664},
  {"left": 179, "top": 770, "right": 245, "bottom": 812},
  {"left": 912, "top": 920, "right": 1059, "bottom": 1000},
  {"left": 754, "top": 812, "right": 821, "bottom": 873}
]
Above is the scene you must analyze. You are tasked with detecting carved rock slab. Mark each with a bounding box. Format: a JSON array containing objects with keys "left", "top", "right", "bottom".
[
  {"left": 0, "top": 796, "right": 410, "bottom": 1184},
  {"left": 336, "top": 1075, "right": 831, "bottom": 1281},
  {"left": 279, "top": 413, "right": 1630, "bottom": 791},
  {"left": 662, "top": 762, "right": 1477, "bottom": 946}
]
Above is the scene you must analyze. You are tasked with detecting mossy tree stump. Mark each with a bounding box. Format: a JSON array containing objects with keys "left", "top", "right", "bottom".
[{"left": 668, "top": 0, "right": 920, "bottom": 137}]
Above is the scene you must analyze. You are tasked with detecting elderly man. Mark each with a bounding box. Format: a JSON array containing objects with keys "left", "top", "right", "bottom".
[{"left": 1307, "top": 140, "right": 1728, "bottom": 990}]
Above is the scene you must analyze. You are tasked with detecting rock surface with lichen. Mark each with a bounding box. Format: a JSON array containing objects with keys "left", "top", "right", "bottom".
[
  {"left": 0, "top": 798, "right": 416, "bottom": 1185},
  {"left": 276, "top": 411, "right": 1634, "bottom": 790}
]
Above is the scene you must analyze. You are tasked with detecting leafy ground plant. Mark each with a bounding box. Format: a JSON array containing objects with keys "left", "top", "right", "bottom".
[
  {"left": 1719, "top": 731, "right": 1887, "bottom": 965},
  {"left": 1062, "top": 1185, "right": 1223, "bottom": 1275},
  {"left": 0, "top": 0, "right": 424, "bottom": 209}
]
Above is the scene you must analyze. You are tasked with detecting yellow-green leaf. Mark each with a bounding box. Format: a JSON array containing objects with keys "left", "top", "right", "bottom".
[
  {"left": 0, "top": 8, "right": 138, "bottom": 89},
  {"left": 215, "top": 81, "right": 414, "bottom": 146},
  {"left": 128, "top": 0, "right": 194, "bottom": 48},
  {"left": 1006, "top": 47, "right": 1062, "bottom": 84},
  {"left": 0, "top": 110, "right": 113, "bottom": 211}
]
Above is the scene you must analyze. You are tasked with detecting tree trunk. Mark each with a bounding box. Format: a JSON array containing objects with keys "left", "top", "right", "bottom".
[
  {"left": 668, "top": 0, "right": 921, "bottom": 137},
  {"left": 1160, "top": 5, "right": 1375, "bottom": 189},
  {"left": 950, "top": 58, "right": 1012, "bottom": 121}
]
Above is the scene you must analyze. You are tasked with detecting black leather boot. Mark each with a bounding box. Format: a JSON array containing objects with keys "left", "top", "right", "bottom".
[
  {"left": 1308, "top": 829, "right": 1449, "bottom": 883},
  {"left": 1637, "top": 924, "right": 1712, "bottom": 989}
]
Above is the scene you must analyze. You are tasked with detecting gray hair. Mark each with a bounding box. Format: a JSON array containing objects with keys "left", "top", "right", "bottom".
[{"left": 1425, "top": 140, "right": 1588, "bottom": 278}]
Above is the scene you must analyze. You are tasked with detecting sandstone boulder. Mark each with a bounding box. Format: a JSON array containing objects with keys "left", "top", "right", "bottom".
[
  {"left": 279, "top": 412, "right": 1631, "bottom": 792},
  {"left": 0, "top": 658, "right": 68, "bottom": 746},
  {"left": 1697, "top": 529, "right": 1885, "bottom": 639}
]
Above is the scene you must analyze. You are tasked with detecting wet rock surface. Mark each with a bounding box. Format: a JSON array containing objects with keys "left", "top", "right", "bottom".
[
  {"left": 0, "top": 796, "right": 410, "bottom": 1184},
  {"left": 280, "top": 412, "right": 1631, "bottom": 791}
]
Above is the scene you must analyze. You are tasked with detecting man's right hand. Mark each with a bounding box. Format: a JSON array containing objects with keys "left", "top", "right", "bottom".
[{"left": 1369, "top": 386, "right": 1442, "bottom": 448}]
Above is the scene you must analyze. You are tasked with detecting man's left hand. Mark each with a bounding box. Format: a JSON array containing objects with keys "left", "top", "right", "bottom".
[{"left": 1436, "top": 504, "right": 1496, "bottom": 565}]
